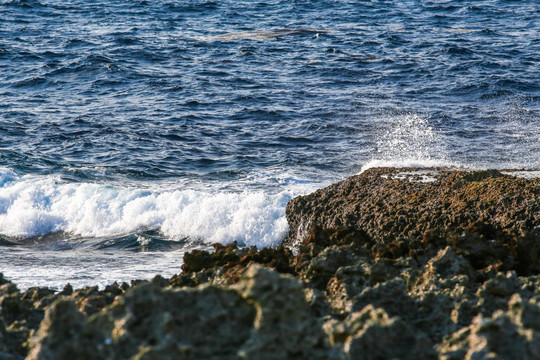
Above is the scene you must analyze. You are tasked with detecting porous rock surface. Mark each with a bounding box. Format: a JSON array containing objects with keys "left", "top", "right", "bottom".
[{"left": 0, "top": 168, "right": 538, "bottom": 359}]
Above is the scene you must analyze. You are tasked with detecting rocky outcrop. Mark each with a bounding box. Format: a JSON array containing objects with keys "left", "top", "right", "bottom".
[
  {"left": 0, "top": 168, "right": 538, "bottom": 359},
  {"left": 24, "top": 265, "right": 331, "bottom": 360},
  {"left": 285, "top": 168, "right": 540, "bottom": 275},
  {"left": 438, "top": 294, "right": 540, "bottom": 359}
]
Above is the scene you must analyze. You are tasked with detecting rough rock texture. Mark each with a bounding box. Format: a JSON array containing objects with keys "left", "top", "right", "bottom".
[
  {"left": 234, "top": 265, "right": 330, "bottom": 360},
  {"left": 324, "top": 305, "right": 436, "bottom": 360},
  {"left": 23, "top": 265, "right": 331, "bottom": 360},
  {"left": 285, "top": 168, "right": 540, "bottom": 274},
  {"left": 0, "top": 168, "right": 539, "bottom": 359},
  {"left": 438, "top": 294, "right": 540, "bottom": 359}
]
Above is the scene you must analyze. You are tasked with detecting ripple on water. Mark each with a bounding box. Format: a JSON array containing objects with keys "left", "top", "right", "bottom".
[{"left": 0, "top": 0, "right": 539, "bottom": 288}]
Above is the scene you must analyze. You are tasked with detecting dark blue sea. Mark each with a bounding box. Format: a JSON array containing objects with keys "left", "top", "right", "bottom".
[{"left": 0, "top": 0, "right": 539, "bottom": 289}]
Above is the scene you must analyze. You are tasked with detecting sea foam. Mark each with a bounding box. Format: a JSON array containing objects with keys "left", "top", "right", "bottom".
[{"left": 0, "top": 169, "right": 293, "bottom": 248}]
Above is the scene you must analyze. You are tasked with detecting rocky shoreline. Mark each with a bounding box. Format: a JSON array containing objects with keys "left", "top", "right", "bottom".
[{"left": 1, "top": 168, "right": 539, "bottom": 359}]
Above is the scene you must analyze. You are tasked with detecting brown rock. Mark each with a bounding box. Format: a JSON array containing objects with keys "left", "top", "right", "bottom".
[
  {"left": 283, "top": 168, "right": 540, "bottom": 275},
  {"left": 26, "top": 299, "right": 106, "bottom": 360}
]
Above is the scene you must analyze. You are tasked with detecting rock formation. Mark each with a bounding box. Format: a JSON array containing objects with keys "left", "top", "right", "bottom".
[{"left": 0, "top": 168, "right": 538, "bottom": 359}]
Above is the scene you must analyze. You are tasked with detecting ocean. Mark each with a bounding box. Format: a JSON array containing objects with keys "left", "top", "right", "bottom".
[{"left": 0, "top": 0, "right": 538, "bottom": 289}]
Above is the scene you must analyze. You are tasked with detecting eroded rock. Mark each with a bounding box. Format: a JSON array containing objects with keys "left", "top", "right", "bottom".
[
  {"left": 3, "top": 168, "right": 540, "bottom": 359},
  {"left": 235, "top": 265, "right": 331, "bottom": 360},
  {"left": 284, "top": 168, "right": 540, "bottom": 275},
  {"left": 439, "top": 295, "right": 540, "bottom": 359}
]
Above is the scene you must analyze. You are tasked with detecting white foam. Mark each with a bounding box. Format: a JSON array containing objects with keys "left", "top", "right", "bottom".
[{"left": 0, "top": 170, "right": 302, "bottom": 248}]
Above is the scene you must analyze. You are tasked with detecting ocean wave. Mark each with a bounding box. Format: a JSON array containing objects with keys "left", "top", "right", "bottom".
[{"left": 0, "top": 169, "right": 292, "bottom": 248}]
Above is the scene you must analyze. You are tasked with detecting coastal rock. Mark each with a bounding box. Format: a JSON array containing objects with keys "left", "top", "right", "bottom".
[
  {"left": 26, "top": 265, "right": 332, "bottom": 360},
  {"left": 28, "top": 283, "right": 256, "bottom": 360},
  {"left": 326, "top": 263, "right": 370, "bottom": 314},
  {"left": 439, "top": 295, "right": 540, "bottom": 359},
  {"left": 284, "top": 168, "right": 540, "bottom": 275},
  {"left": 26, "top": 299, "right": 104, "bottom": 360},
  {"left": 4, "top": 168, "right": 540, "bottom": 359},
  {"left": 172, "top": 242, "right": 295, "bottom": 287},
  {"left": 351, "top": 278, "right": 417, "bottom": 318},
  {"left": 425, "top": 246, "right": 474, "bottom": 280},
  {"left": 109, "top": 283, "right": 256, "bottom": 359},
  {"left": 324, "top": 305, "right": 436, "bottom": 359},
  {"left": 344, "top": 306, "right": 436, "bottom": 360},
  {"left": 301, "top": 245, "right": 356, "bottom": 289},
  {"left": 235, "top": 265, "right": 331, "bottom": 360}
]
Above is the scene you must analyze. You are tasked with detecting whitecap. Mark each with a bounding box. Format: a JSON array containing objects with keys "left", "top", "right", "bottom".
[{"left": 0, "top": 171, "right": 296, "bottom": 248}]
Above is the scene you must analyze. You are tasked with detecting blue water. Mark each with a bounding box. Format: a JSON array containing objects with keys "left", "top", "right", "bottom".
[{"left": 0, "top": 0, "right": 539, "bottom": 289}]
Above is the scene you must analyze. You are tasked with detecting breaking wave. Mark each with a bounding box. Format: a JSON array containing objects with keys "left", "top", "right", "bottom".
[{"left": 0, "top": 169, "right": 294, "bottom": 248}]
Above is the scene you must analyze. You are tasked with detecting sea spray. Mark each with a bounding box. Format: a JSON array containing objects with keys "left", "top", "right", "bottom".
[{"left": 361, "top": 113, "right": 457, "bottom": 172}]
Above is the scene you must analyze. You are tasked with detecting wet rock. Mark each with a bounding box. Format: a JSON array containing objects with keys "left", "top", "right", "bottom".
[
  {"left": 181, "top": 249, "right": 216, "bottom": 273},
  {"left": 177, "top": 242, "right": 294, "bottom": 286},
  {"left": 169, "top": 266, "right": 219, "bottom": 288},
  {"left": 238, "top": 246, "right": 294, "bottom": 275},
  {"left": 180, "top": 242, "right": 249, "bottom": 274}
]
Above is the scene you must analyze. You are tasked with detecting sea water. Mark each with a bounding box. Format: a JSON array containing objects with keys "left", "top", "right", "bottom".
[{"left": 0, "top": 0, "right": 538, "bottom": 289}]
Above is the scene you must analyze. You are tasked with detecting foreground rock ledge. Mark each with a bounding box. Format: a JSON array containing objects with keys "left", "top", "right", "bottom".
[{"left": 0, "top": 168, "right": 539, "bottom": 360}]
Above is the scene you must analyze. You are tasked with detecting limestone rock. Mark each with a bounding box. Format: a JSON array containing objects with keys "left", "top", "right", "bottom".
[
  {"left": 284, "top": 168, "right": 540, "bottom": 275},
  {"left": 235, "top": 265, "right": 331, "bottom": 360},
  {"left": 26, "top": 299, "right": 105, "bottom": 360},
  {"left": 333, "top": 305, "right": 436, "bottom": 360},
  {"left": 3, "top": 168, "right": 540, "bottom": 359},
  {"left": 439, "top": 295, "right": 540, "bottom": 359}
]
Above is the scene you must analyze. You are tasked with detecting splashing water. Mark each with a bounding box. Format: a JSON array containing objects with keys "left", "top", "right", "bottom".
[{"left": 361, "top": 113, "right": 457, "bottom": 172}]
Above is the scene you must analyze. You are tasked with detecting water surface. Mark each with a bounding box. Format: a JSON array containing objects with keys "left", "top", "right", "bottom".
[{"left": 0, "top": 0, "right": 538, "bottom": 289}]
